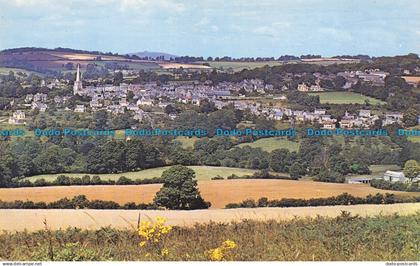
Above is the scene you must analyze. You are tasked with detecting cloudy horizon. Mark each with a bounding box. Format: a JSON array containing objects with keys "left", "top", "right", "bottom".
[{"left": 0, "top": 0, "right": 419, "bottom": 57}]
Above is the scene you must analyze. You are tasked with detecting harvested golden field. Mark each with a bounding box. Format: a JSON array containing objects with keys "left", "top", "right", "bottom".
[
  {"left": 1, "top": 203, "right": 419, "bottom": 232},
  {"left": 0, "top": 180, "right": 418, "bottom": 209},
  {"left": 50, "top": 51, "right": 128, "bottom": 61},
  {"left": 159, "top": 62, "right": 211, "bottom": 69}
]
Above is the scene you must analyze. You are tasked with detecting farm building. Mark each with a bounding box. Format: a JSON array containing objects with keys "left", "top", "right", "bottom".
[
  {"left": 382, "top": 171, "right": 420, "bottom": 183},
  {"left": 382, "top": 171, "right": 406, "bottom": 182},
  {"left": 348, "top": 177, "right": 372, "bottom": 184}
]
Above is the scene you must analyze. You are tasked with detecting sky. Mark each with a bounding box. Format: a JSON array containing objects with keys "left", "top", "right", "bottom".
[{"left": 0, "top": 0, "right": 419, "bottom": 57}]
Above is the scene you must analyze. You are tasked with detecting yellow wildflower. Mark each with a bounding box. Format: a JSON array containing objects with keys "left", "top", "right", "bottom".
[
  {"left": 222, "top": 240, "right": 237, "bottom": 249},
  {"left": 138, "top": 216, "right": 172, "bottom": 258},
  {"left": 205, "top": 240, "right": 238, "bottom": 261},
  {"left": 161, "top": 248, "right": 169, "bottom": 257},
  {"left": 208, "top": 247, "right": 224, "bottom": 261}
]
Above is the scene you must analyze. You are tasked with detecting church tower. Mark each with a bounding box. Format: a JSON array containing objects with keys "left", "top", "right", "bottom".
[{"left": 73, "top": 64, "right": 83, "bottom": 95}]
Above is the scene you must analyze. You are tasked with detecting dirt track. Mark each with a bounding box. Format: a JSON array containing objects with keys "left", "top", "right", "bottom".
[{"left": 1, "top": 203, "right": 420, "bottom": 232}]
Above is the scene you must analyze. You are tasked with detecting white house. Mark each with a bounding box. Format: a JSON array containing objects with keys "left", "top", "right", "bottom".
[
  {"left": 8, "top": 110, "right": 26, "bottom": 125},
  {"left": 31, "top": 102, "right": 47, "bottom": 112},
  {"left": 74, "top": 105, "right": 86, "bottom": 113},
  {"left": 297, "top": 83, "right": 309, "bottom": 92}
]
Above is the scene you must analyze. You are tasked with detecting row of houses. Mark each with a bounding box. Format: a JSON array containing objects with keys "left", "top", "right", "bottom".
[{"left": 338, "top": 69, "right": 390, "bottom": 87}]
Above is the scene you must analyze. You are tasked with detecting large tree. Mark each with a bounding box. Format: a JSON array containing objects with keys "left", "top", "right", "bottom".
[
  {"left": 153, "top": 165, "right": 210, "bottom": 210},
  {"left": 403, "top": 160, "right": 420, "bottom": 182}
]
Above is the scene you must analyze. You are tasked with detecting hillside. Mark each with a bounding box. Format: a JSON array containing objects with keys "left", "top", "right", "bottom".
[
  {"left": 0, "top": 47, "right": 158, "bottom": 74},
  {"left": 0, "top": 47, "right": 208, "bottom": 74},
  {"left": 128, "top": 51, "right": 178, "bottom": 60}
]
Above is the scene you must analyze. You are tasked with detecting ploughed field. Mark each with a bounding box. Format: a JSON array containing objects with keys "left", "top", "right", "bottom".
[{"left": 0, "top": 179, "right": 418, "bottom": 209}]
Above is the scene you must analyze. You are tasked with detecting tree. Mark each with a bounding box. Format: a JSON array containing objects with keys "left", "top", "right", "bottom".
[
  {"left": 270, "top": 149, "right": 290, "bottom": 172},
  {"left": 153, "top": 165, "right": 210, "bottom": 210},
  {"left": 170, "top": 147, "right": 198, "bottom": 165},
  {"left": 94, "top": 110, "right": 108, "bottom": 129},
  {"left": 113, "top": 71, "right": 123, "bottom": 85},
  {"left": 164, "top": 104, "right": 177, "bottom": 114},
  {"left": 403, "top": 108, "right": 418, "bottom": 127},
  {"left": 403, "top": 160, "right": 420, "bottom": 182},
  {"left": 199, "top": 99, "right": 216, "bottom": 113},
  {"left": 289, "top": 162, "right": 305, "bottom": 179}
]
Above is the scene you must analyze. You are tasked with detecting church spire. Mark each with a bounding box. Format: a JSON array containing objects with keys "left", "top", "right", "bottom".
[
  {"left": 73, "top": 64, "right": 83, "bottom": 95},
  {"left": 76, "top": 64, "right": 80, "bottom": 82}
]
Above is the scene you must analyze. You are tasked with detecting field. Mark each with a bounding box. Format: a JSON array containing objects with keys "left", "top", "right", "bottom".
[
  {"left": 237, "top": 137, "right": 300, "bottom": 152},
  {"left": 23, "top": 166, "right": 261, "bottom": 183},
  {"left": 1, "top": 202, "right": 419, "bottom": 232},
  {"left": 0, "top": 67, "right": 42, "bottom": 76},
  {"left": 203, "top": 61, "right": 283, "bottom": 72},
  {"left": 0, "top": 210, "right": 419, "bottom": 261},
  {"left": 308, "top": 91, "right": 385, "bottom": 105},
  {"left": 2, "top": 179, "right": 418, "bottom": 209},
  {"left": 159, "top": 62, "right": 210, "bottom": 69},
  {"left": 407, "top": 125, "right": 420, "bottom": 143},
  {"left": 174, "top": 136, "right": 199, "bottom": 149},
  {"left": 0, "top": 50, "right": 210, "bottom": 73}
]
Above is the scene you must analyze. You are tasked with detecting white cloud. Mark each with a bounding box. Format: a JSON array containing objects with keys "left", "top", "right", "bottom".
[
  {"left": 253, "top": 21, "right": 290, "bottom": 38},
  {"left": 119, "top": 0, "right": 185, "bottom": 12},
  {"left": 197, "top": 17, "right": 210, "bottom": 26},
  {"left": 9, "top": 0, "right": 52, "bottom": 7},
  {"left": 318, "top": 28, "right": 352, "bottom": 41},
  {"left": 253, "top": 26, "right": 278, "bottom": 37}
]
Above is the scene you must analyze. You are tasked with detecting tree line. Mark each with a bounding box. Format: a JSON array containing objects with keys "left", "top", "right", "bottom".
[{"left": 225, "top": 193, "right": 420, "bottom": 209}]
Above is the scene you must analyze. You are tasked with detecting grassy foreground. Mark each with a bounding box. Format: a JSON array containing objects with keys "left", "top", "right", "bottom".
[{"left": 1, "top": 212, "right": 419, "bottom": 261}]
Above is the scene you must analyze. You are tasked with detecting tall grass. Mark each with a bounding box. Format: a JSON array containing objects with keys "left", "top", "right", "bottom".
[{"left": 0, "top": 212, "right": 419, "bottom": 261}]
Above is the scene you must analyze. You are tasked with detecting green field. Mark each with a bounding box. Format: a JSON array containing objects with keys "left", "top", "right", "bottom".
[
  {"left": 24, "top": 166, "right": 261, "bottom": 182},
  {"left": 407, "top": 125, "right": 420, "bottom": 143},
  {"left": 174, "top": 136, "right": 199, "bottom": 149},
  {"left": 0, "top": 67, "right": 43, "bottom": 76},
  {"left": 237, "top": 137, "right": 300, "bottom": 152},
  {"left": 308, "top": 91, "right": 385, "bottom": 105}
]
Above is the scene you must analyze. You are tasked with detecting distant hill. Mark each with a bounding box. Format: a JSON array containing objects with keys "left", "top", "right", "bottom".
[
  {"left": 0, "top": 47, "right": 162, "bottom": 75},
  {"left": 128, "top": 51, "right": 178, "bottom": 60}
]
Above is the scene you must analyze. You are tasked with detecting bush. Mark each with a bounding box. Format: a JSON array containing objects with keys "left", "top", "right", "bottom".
[
  {"left": 0, "top": 195, "right": 158, "bottom": 210},
  {"left": 257, "top": 197, "right": 268, "bottom": 207},
  {"left": 211, "top": 175, "right": 224, "bottom": 180},
  {"left": 16, "top": 175, "right": 165, "bottom": 188},
  {"left": 116, "top": 176, "right": 133, "bottom": 185},
  {"left": 370, "top": 179, "right": 420, "bottom": 192},
  {"left": 225, "top": 193, "right": 420, "bottom": 209},
  {"left": 33, "top": 178, "right": 48, "bottom": 187}
]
